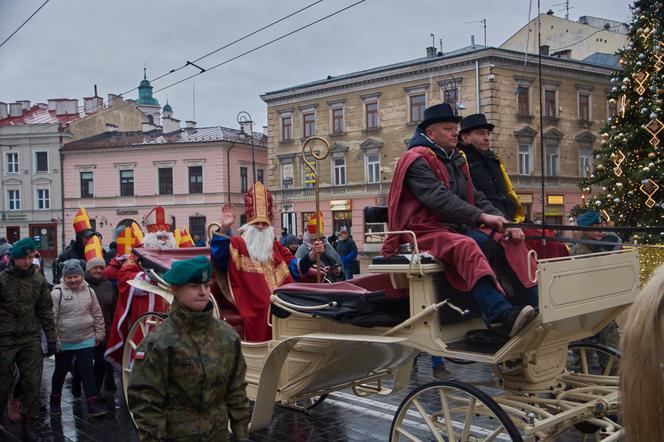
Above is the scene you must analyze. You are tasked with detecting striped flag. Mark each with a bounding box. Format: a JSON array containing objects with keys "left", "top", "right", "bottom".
[
  {"left": 177, "top": 228, "right": 194, "bottom": 248},
  {"left": 84, "top": 235, "right": 104, "bottom": 261},
  {"left": 116, "top": 227, "right": 134, "bottom": 256},
  {"left": 73, "top": 208, "right": 92, "bottom": 234}
]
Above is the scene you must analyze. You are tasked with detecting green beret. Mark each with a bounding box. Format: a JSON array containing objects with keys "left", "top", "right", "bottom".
[
  {"left": 162, "top": 255, "right": 212, "bottom": 286},
  {"left": 10, "top": 238, "right": 37, "bottom": 259}
]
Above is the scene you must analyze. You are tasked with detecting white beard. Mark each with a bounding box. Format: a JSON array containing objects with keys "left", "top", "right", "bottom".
[
  {"left": 242, "top": 224, "right": 275, "bottom": 264},
  {"left": 143, "top": 232, "right": 177, "bottom": 248}
]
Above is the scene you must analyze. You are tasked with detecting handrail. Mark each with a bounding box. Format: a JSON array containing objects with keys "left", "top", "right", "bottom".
[
  {"left": 363, "top": 230, "right": 426, "bottom": 277},
  {"left": 527, "top": 249, "right": 538, "bottom": 284},
  {"left": 270, "top": 295, "right": 338, "bottom": 311}
]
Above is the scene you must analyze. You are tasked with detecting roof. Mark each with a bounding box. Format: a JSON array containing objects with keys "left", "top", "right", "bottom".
[
  {"left": 0, "top": 103, "right": 85, "bottom": 126},
  {"left": 63, "top": 126, "right": 267, "bottom": 150},
  {"left": 264, "top": 45, "right": 487, "bottom": 95},
  {"left": 163, "top": 103, "right": 173, "bottom": 112},
  {"left": 582, "top": 52, "right": 621, "bottom": 69}
]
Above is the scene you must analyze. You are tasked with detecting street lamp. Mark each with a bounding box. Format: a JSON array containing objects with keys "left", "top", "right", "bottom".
[
  {"left": 447, "top": 75, "right": 465, "bottom": 115},
  {"left": 237, "top": 111, "right": 256, "bottom": 184}
]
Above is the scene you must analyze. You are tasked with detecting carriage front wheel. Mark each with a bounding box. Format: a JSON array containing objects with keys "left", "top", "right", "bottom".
[
  {"left": 390, "top": 380, "right": 522, "bottom": 442},
  {"left": 122, "top": 312, "right": 168, "bottom": 424}
]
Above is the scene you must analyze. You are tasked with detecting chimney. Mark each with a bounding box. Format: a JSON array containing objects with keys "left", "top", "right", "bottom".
[
  {"left": 47, "top": 99, "right": 58, "bottom": 111},
  {"left": 0, "top": 102, "right": 8, "bottom": 119},
  {"left": 83, "top": 97, "right": 103, "bottom": 114},
  {"left": 539, "top": 45, "right": 550, "bottom": 55},
  {"left": 108, "top": 94, "right": 123, "bottom": 107},
  {"left": 426, "top": 46, "right": 437, "bottom": 58},
  {"left": 9, "top": 103, "right": 22, "bottom": 117},
  {"left": 162, "top": 116, "right": 181, "bottom": 134},
  {"left": 55, "top": 99, "right": 78, "bottom": 115},
  {"left": 17, "top": 100, "right": 31, "bottom": 111},
  {"left": 105, "top": 123, "right": 118, "bottom": 133},
  {"left": 185, "top": 120, "right": 197, "bottom": 129},
  {"left": 471, "top": 35, "right": 475, "bottom": 46}
]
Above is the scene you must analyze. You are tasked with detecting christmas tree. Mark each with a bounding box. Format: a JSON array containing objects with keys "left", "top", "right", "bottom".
[{"left": 572, "top": 0, "right": 664, "bottom": 244}]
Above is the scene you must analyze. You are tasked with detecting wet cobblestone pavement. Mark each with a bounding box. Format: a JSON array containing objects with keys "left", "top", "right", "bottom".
[{"left": 1, "top": 355, "right": 592, "bottom": 441}]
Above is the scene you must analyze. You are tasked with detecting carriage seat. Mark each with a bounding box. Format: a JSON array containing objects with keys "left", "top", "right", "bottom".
[
  {"left": 271, "top": 273, "right": 409, "bottom": 327},
  {"left": 371, "top": 253, "right": 438, "bottom": 265}
]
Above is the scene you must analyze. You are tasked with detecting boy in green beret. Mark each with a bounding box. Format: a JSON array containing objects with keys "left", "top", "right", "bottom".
[
  {"left": 0, "top": 238, "right": 57, "bottom": 441},
  {"left": 127, "top": 255, "right": 250, "bottom": 441}
]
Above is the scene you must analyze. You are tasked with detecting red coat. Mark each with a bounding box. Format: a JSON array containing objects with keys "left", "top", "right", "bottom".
[
  {"left": 104, "top": 254, "right": 168, "bottom": 365},
  {"left": 382, "top": 146, "right": 536, "bottom": 292}
]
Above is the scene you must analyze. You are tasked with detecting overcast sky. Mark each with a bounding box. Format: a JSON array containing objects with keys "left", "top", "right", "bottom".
[{"left": 0, "top": 0, "right": 631, "bottom": 130}]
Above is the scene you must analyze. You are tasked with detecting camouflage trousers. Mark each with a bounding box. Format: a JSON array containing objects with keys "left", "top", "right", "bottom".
[{"left": 0, "top": 342, "right": 44, "bottom": 420}]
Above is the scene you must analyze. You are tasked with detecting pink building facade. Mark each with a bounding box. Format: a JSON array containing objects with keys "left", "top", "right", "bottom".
[{"left": 62, "top": 125, "right": 267, "bottom": 246}]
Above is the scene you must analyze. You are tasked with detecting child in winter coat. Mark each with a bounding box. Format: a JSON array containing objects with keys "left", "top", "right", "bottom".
[{"left": 50, "top": 259, "right": 106, "bottom": 418}]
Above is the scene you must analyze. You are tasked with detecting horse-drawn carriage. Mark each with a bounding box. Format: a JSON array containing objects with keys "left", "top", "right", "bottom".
[{"left": 120, "top": 227, "right": 637, "bottom": 441}]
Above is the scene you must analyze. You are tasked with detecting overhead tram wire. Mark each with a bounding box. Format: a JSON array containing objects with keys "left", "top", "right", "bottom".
[
  {"left": 152, "top": 0, "right": 368, "bottom": 95},
  {"left": 0, "top": 0, "right": 51, "bottom": 50},
  {"left": 117, "top": 0, "right": 326, "bottom": 98}
]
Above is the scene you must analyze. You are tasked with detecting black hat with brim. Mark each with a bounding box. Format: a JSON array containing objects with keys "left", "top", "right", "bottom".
[
  {"left": 417, "top": 103, "right": 463, "bottom": 132},
  {"left": 459, "top": 113, "right": 495, "bottom": 135}
]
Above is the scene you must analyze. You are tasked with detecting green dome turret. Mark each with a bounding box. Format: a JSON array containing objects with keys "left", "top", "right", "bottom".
[
  {"left": 137, "top": 68, "right": 159, "bottom": 106},
  {"left": 163, "top": 102, "right": 173, "bottom": 113}
]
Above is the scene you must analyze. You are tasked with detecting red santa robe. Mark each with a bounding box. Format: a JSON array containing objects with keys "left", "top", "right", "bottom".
[
  {"left": 104, "top": 254, "right": 168, "bottom": 365},
  {"left": 211, "top": 232, "right": 309, "bottom": 342},
  {"left": 381, "top": 146, "right": 536, "bottom": 293}
]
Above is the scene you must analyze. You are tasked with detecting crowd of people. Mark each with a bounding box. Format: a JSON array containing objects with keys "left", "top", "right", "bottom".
[{"left": 0, "top": 102, "right": 662, "bottom": 441}]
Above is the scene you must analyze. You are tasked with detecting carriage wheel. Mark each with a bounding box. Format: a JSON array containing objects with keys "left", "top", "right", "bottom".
[
  {"left": 122, "top": 312, "right": 168, "bottom": 423},
  {"left": 390, "top": 380, "right": 522, "bottom": 442},
  {"left": 566, "top": 343, "right": 621, "bottom": 376}
]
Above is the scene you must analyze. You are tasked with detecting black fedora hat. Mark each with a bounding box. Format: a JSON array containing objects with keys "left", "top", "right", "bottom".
[
  {"left": 417, "top": 103, "right": 462, "bottom": 131},
  {"left": 459, "top": 113, "right": 495, "bottom": 135}
]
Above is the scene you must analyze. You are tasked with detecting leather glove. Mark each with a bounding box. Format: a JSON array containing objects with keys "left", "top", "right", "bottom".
[{"left": 46, "top": 342, "right": 57, "bottom": 357}]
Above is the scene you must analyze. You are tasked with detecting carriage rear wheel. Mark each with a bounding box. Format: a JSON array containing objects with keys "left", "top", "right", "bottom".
[
  {"left": 566, "top": 343, "right": 621, "bottom": 376},
  {"left": 390, "top": 380, "right": 522, "bottom": 441},
  {"left": 122, "top": 312, "right": 168, "bottom": 423}
]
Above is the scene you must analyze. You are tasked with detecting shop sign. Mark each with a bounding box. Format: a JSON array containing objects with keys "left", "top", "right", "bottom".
[
  {"left": 517, "top": 193, "right": 533, "bottom": 204},
  {"left": 330, "top": 199, "right": 351, "bottom": 211},
  {"left": 546, "top": 195, "right": 564, "bottom": 205},
  {"left": 304, "top": 164, "right": 317, "bottom": 185},
  {"left": 117, "top": 209, "right": 139, "bottom": 215},
  {"left": 544, "top": 206, "right": 564, "bottom": 216}
]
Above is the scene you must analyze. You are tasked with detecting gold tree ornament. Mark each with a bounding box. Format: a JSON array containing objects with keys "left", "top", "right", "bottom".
[
  {"left": 640, "top": 178, "right": 660, "bottom": 208},
  {"left": 633, "top": 70, "right": 650, "bottom": 95},
  {"left": 654, "top": 44, "right": 663, "bottom": 71},
  {"left": 645, "top": 118, "right": 663, "bottom": 146},
  {"left": 620, "top": 94, "right": 628, "bottom": 118},
  {"left": 613, "top": 150, "right": 626, "bottom": 176}
]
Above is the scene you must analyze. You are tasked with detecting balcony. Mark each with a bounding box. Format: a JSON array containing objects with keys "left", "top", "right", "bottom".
[
  {"left": 272, "top": 182, "right": 386, "bottom": 201},
  {"left": 512, "top": 175, "right": 580, "bottom": 188}
]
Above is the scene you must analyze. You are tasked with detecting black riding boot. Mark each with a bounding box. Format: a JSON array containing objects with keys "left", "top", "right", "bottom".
[{"left": 21, "top": 419, "right": 43, "bottom": 442}]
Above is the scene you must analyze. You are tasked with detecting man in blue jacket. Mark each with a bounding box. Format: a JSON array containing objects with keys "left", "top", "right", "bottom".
[{"left": 335, "top": 227, "right": 358, "bottom": 279}]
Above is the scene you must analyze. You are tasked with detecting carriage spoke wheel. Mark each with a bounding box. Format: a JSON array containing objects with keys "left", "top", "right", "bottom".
[
  {"left": 566, "top": 343, "right": 621, "bottom": 376},
  {"left": 390, "top": 381, "right": 522, "bottom": 442},
  {"left": 122, "top": 312, "right": 168, "bottom": 424}
]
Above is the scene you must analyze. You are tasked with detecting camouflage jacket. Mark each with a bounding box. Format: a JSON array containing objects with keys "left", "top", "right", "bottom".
[
  {"left": 127, "top": 300, "right": 249, "bottom": 441},
  {"left": 0, "top": 261, "right": 56, "bottom": 347}
]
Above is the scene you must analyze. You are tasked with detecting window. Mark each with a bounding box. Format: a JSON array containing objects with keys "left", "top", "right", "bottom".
[
  {"left": 257, "top": 168, "right": 264, "bottom": 184},
  {"left": 607, "top": 99, "right": 618, "bottom": 119},
  {"left": 35, "top": 151, "right": 48, "bottom": 172},
  {"left": 365, "top": 102, "right": 379, "bottom": 129},
  {"left": 517, "top": 86, "right": 530, "bottom": 115},
  {"left": 7, "top": 189, "right": 20, "bottom": 210},
  {"left": 579, "top": 145, "right": 592, "bottom": 177},
  {"left": 518, "top": 143, "right": 532, "bottom": 175},
  {"left": 120, "top": 170, "right": 134, "bottom": 196},
  {"left": 240, "top": 167, "right": 248, "bottom": 193},
  {"left": 6, "top": 152, "right": 18, "bottom": 174},
  {"left": 544, "top": 90, "right": 557, "bottom": 118},
  {"left": 545, "top": 142, "right": 559, "bottom": 176},
  {"left": 366, "top": 153, "right": 380, "bottom": 184},
  {"left": 189, "top": 216, "right": 206, "bottom": 242},
  {"left": 282, "top": 116, "right": 292, "bottom": 141},
  {"left": 281, "top": 162, "right": 294, "bottom": 189},
  {"left": 80, "top": 171, "right": 94, "bottom": 198},
  {"left": 301, "top": 211, "right": 314, "bottom": 234},
  {"left": 333, "top": 158, "right": 346, "bottom": 186},
  {"left": 443, "top": 88, "right": 458, "bottom": 110},
  {"left": 332, "top": 107, "right": 344, "bottom": 134},
  {"left": 409, "top": 94, "right": 426, "bottom": 122},
  {"left": 36, "top": 188, "right": 50, "bottom": 210},
  {"left": 303, "top": 112, "right": 315, "bottom": 138},
  {"left": 578, "top": 93, "right": 590, "bottom": 121},
  {"left": 189, "top": 166, "right": 203, "bottom": 193},
  {"left": 158, "top": 167, "right": 173, "bottom": 195}
]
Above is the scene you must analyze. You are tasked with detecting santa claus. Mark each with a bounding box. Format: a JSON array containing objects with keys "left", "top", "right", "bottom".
[
  {"left": 105, "top": 208, "right": 172, "bottom": 365},
  {"left": 211, "top": 182, "right": 323, "bottom": 342}
]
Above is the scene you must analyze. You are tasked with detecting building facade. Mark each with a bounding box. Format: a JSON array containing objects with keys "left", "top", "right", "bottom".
[
  {"left": 62, "top": 120, "right": 267, "bottom": 245},
  {"left": 261, "top": 44, "right": 617, "bottom": 252}
]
